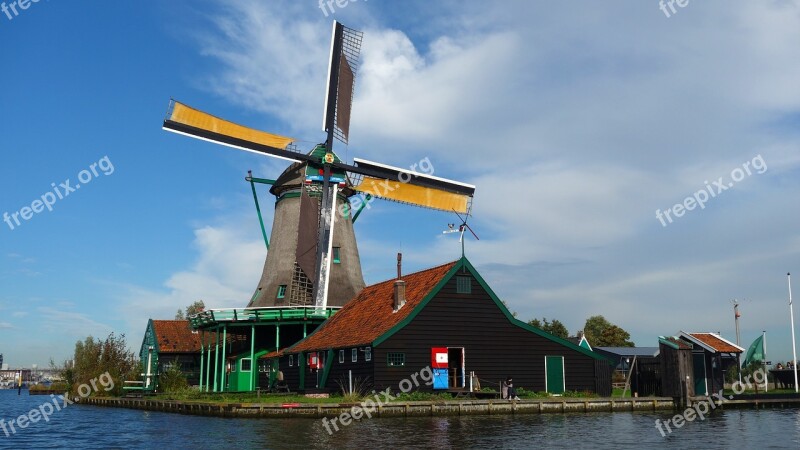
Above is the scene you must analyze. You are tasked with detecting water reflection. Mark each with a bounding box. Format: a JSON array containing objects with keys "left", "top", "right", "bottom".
[{"left": 1, "top": 391, "right": 799, "bottom": 449}]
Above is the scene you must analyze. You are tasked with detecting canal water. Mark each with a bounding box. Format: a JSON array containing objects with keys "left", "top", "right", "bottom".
[{"left": 1, "top": 390, "right": 799, "bottom": 449}]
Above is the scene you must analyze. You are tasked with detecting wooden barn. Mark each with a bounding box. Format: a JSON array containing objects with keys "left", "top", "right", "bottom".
[{"left": 271, "top": 258, "right": 612, "bottom": 396}]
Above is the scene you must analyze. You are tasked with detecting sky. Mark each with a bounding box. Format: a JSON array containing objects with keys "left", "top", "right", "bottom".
[{"left": 1, "top": 0, "right": 800, "bottom": 368}]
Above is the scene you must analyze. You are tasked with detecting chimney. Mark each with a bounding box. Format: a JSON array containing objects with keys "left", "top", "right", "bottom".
[
  {"left": 394, "top": 253, "right": 406, "bottom": 311},
  {"left": 397, "top": 252, "right": 402, "bottom": 279}
]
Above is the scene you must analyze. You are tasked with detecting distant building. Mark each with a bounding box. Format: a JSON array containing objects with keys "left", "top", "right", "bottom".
[
  {"left": 594, "top": 346, "right": 661, "bottom": 396},
  {"left": 567, "top": 332, "right": 593, "bottom": 351}
]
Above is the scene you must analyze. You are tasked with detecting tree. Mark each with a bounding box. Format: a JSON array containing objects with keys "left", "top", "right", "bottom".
[
  {"left": 583, "top": 315, "right": 635, "bottom": 347},
  {"left": 185, "top": 300, "right": 205, "bottom": 318},
  {"left": 527, "top": 317, "right": 569, "bottom": 339},
  {"left": 158, "top": 358, "right": 189, "bottom": 393},
  {"left": 175, "top": 300, "right": 205, "bottom": 320},
  {"left": 53, "top": 332, "right": 139, "bottom": 397},
  {"left": 596, "top": 325, "right": 634, "bottom": 347}
]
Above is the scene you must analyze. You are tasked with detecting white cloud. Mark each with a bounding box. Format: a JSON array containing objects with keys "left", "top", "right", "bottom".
[
  {"left": 169, "top": 0, "right": 800, "bottom": 358},
  {"left": 114, "top": 220, "right": 265, "bottom": 339}
]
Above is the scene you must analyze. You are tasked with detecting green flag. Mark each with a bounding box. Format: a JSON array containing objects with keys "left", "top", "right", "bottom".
[{"left": 742, "top": 335, "right": 764, "bottom": 368}]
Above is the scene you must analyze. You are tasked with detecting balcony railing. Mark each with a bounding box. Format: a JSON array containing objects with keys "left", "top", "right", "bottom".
[{"left": 189, "top": 306, "right": 340, "bottom": 329}]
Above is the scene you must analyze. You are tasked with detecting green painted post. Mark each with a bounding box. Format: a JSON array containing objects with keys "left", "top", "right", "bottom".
[
  {"left": 205, "top": 335, "right": 212, "bottom": 392},
  {"left": 299, "top": 352, "right": 306, "bottom": 391},
  {"left": 248, "top": 171, "right": 270, "bottom": 250},
  {"left": 250, "top": 325, "right": 256, "bottom": 391},
  {"left": 351, "top": 194, "right": 372, "bottom": 223},
  {"left": 213, "top": 326, "right": 220, "bottom": 392},
  {"left": 220, "top": 325, "right": 228, "bottom": 392},
  {"left": 276, "top": 324, "right": 280, "bottom": 350},
  {"left": 319, "top": 349, "right": 334, "bottom": 388},
  {"left": 304, "top": 323, "right": 307, "bottom": 338},
  {"left": 199, "top": 331, "right": 205, "bottom": 392}
]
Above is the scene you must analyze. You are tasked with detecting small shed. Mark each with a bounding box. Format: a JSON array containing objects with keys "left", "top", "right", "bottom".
[
  {"left": 593, "top": 346, "right": 661, "bottom": 396},
  {"left": 658, "top": 336, "right": 694, "bottom": 400},
  {"left": 678, "top": 331, "right": 743, "bottom": 396}
]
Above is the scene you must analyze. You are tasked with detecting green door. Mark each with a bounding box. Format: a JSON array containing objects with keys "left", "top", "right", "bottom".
[
  {"left": 692, "top": 353, "right": 707, "bottom": 396},
  {"left": 545, "top": 356, "right": 565, "bottom": 394}
]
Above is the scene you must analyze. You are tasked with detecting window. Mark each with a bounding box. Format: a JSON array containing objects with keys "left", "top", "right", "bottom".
[
  {"left": 351, "top": 348, "right": 358, "bottom": 362},
  {"left": 289, "top": 355, "right": 294, "bottom": 367},
  {"left": 333, "top": 247, "right": 341, "bottom": 264},
  {"left": 387, "top": 352, "right": 405, "bottom": 367},
  {"left": 456, "top": 276, "right": 472, "bottom": 294},
  {"left": 339, "top": 349, "right": 344, "bottom": 363},
  {"left": 240, "top": 358, "right": 252, "bottom": 372},
  {"left": 365, "top": 347, "right": 372, "bottom": 362},
  {"left": 277, "top": 285, "right": 287, "bottom": 299}
]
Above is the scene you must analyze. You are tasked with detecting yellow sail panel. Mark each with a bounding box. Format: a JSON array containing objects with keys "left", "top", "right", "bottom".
[
  {"left": 169, "top": 101, "right": 295, "bottom": 150},
  {"left": 353, "top": 177, "right": 470, "bottom": 213}
]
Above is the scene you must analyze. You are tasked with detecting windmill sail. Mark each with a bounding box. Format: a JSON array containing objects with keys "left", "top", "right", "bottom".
[
  {"left": 323, "top": 21, "right": 363, "bottom": 145},
  {"left": 353, "top": 176, "right": 471, "bottom": 213},
  {"left": 348, "top": 158, "right": 475, "bottom": 214},
  {"left": 163, "top": 100, "right": 302, "bottom": 163},
  {"left": 163, "top": 20, "right": 475, "bottom": 313}
]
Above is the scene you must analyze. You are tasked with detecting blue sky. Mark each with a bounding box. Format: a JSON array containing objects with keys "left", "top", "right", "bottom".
[{"left": 2, "top": 0, "right": 800, "bottom": 367}]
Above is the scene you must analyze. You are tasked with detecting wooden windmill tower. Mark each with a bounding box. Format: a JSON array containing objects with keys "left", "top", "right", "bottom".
[{"left": 163, "top": 21, "right": 475, "bottom": 309}]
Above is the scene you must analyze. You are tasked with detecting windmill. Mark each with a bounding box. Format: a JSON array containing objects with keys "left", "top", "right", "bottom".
[
  {"left": 162, "top": 21, "right": 475, "bottom": 310},
  {"left": 442, "top": 205, "right": 479, "bottom": 257}
]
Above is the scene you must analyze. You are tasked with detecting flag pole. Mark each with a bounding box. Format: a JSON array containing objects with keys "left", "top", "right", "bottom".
[
  {"left": 763, "top": 330, "right": 768, "bottom": 392},
  {"left": 789, "top": 272, "right": 799, "bottom": 393}
]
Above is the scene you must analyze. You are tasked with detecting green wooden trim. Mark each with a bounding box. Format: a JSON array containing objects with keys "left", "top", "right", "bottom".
[
  {"left": 220, "top": 325, "right": 228, "bottom": 392},
  {"left": 372, "top": 258, "right": 606, "bottom": 361},
  {"left": 351, "top": 194, "right": 372, "bottom": 223},
  {"left": 319, "top": 349, "right": 335, "bottom": 388},
  {"left": 199, "top": 331, "right": 205, "bottom": 391},
  {"left": 247, "top": 176, "right": 277, "bottom": 185},
  {"left": 298, "top": 351, "right": 306, "bottom": 390},
  {"left": 463, "top": 257, "right": 605, "bottom": 361},
  {"left": 249, "top": 176, "right": 270, "bottom": 249},
  {"left": 250, "top": 326, "right": 256, "bottom": 391},
  {"left": 147, "top": 319, "right": 160, "bottom": 354}
]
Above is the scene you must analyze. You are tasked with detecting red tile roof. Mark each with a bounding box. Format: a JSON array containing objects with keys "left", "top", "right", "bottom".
[
  {"left": 152, "top": 320, "right": 206, "bottom": 353},
  {"left": 685, "top": 332, "right": 743, "bottom": 353},
  {"left": 289, "top": 261, "right": 457, "bottom": 353}
]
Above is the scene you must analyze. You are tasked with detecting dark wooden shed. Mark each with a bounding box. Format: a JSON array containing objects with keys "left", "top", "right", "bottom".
[{"left": 658, "top": 336, "right": 694, "bottom": 400}]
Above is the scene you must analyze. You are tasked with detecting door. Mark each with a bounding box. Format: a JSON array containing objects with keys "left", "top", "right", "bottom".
[
  {"left": 447, "top": 347, "right": 465, "bottom": 388},
  {"left": 545, "top": 356, "right": 565, "bottom": 394},
  {"left": 692, "top": 353, "right": 707, "bottom": 395}
]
